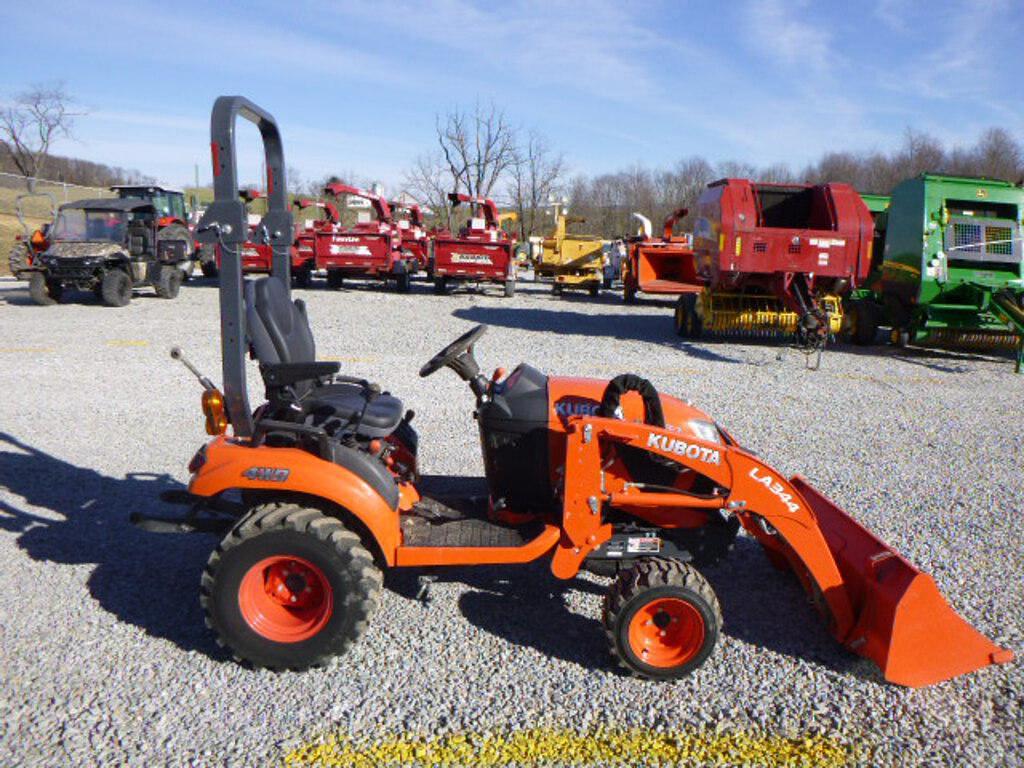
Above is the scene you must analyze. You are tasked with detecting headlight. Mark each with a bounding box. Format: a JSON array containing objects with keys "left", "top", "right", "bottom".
[{"left": 687, "top": 419, "right": 721, "bottom": 443}]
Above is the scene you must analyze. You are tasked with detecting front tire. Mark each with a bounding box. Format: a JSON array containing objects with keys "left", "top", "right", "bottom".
[
  {"left": 433, "top": 276, "right": 447, "bottom": 294},
  {"left": 395, "top": 270, "right": 411, "bottom": 293},
  {"left": 293, "top": 263, "right": 313, "bottom": 289},
  {"left": 327, "top": 270, "right": 344, "bottom": 290},
  {"left": 603, "top": 559, "right": 720, "bottom": 680},
  {"left": 101, "top": 269, "right": 132, "bottom": 307},
  {"left": 201, "top": 503, "right": 382, "bottom": 670},
  {"left": 28, "top": 272, "right": 61, "bottom": 305}
]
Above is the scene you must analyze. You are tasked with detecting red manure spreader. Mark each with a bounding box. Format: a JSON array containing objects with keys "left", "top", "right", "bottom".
[{"left": 432, "top": 192, "right": 516, "bottom": 297}]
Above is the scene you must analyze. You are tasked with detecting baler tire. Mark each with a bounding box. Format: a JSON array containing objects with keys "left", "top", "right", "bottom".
[
  {"left": 100, "top": 270, "right": 132, "bottom": 307},
  {"left": 847, "top": 302, "right": 879, "bottom": 346},
  {"left": 603, "top": 558, "right": 720, "bottom": 680},
  {"left": 28, "top": 272, "right": 60, "bottom": 305},
  {"left": 674, "top": 294, "right": 703, "bottom": 339},
  {"left": 201, "top": 502, "right": 382, "bottom": 671}
]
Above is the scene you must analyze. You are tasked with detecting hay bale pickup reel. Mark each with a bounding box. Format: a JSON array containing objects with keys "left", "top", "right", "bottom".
[{"left": 138, "top": 96, "right": 1013, "bottom": 688}]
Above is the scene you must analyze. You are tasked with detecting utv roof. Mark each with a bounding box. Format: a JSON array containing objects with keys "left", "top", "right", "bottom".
[
  {"left": 60, "top": 198, "right": 157, "bottom": 212},
  {"left": 110, "top": 184, "right": 185, "bottom": 194}
]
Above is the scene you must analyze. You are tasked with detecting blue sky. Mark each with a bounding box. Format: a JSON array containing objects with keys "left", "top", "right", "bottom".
[{"left": 4, "top": 0, "right": 1021, "bottom": 191}]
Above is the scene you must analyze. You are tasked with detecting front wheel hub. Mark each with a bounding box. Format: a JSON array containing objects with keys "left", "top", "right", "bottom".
[
  {"left": 238, "top": 555, "right": 333, "bottom": 642},
  {"left": 628, "top": 597, "right": 705, "bottom": 668}
]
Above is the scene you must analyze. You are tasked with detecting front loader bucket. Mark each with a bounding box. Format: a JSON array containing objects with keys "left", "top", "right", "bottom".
[{"left": 790, "top": 477, "right": 1013, "bottom": 687}]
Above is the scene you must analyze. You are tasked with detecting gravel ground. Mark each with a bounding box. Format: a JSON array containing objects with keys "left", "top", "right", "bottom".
[{"left": 0, "top": 273, "right": 1021, "bottom": 767}]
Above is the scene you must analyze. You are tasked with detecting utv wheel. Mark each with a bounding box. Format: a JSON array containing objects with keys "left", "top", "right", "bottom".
[
  {"left": 28, "top": 272, "right": 60, "bottom": 305},
  {"left": 100, "top": 269, "right": 133, "bottom": 307},
  {"left": 8, "top": 242, "right": 32, "bottom": 277},
  {"left": 327, "top": 270, "right": 344, "bottom": 290},
  {"left": 201, "top": 503, "right": 382, "bottom": 670},
  {"left": 503, "top": 280, "right": 515, "bottom": 298},
  {"left": 200, "top": 260, "right": 219, "bottom": 279},
  {"left": 674, "top": 294, "right": 703, "bottom": 338},
  {"left": 603, "top": 558, "right": 720, "bottom": 680},
  {"left": 155, "top": 265, "right": 183, "bottom": 299}
]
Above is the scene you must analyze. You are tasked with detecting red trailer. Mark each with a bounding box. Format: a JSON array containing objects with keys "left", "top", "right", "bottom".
[
  {"left": 622, "top": 208, "right": 702, "bottom": 303},
  {"left": 689, "top": 179, "right": 874, "bottom": 352},
  {"left": 315, "top": 183, "right": 414, "bottom": 292},
  {"left": 291, "top": 196, "right": 340, "bottom": 287},
  {"left": 432, "top": 192, "right": 516, "bottom": 297},
  {"left": 391, "top": 199, "right": 430, "bottom": 272}
]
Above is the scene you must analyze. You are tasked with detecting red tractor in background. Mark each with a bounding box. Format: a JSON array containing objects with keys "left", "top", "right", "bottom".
[
  {"left": 7, "top": 186, "right": 57, "bottom": 278},
  {"left": 432, "top": 192, "right": 516, "bottom": 297},
  {"left": 622, "top": 208, "right": 701, "bottom": 305},
  {"left": 291, "top": 196, "right": 340, "bottom": 288},
  {"left": 391, "top": 199, "right": 430, "bottom": 273},
  {"left": 315, "top": 183, "right": 414, "bottom": 292}
]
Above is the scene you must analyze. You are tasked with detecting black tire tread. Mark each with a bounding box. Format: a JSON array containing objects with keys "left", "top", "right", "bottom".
[
  {"left": 200, "top": 502, "right": 382, "bottom": 670},
  {"left": 602, "top": 558, "right": 721, "bottom": 678}
]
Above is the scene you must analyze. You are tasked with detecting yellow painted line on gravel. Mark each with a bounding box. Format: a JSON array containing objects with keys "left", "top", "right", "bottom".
[
  {"left": 0, "top": 346, "right": 56, "bottom": 354},
  {"left": 284, "top": 726, "right": 857, "bottom": 767},
  {"left": 105, "top": 339, "right": 150, "bottom": 348}
]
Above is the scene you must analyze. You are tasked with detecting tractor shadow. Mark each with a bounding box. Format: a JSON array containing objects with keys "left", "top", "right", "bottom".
[
  {"left": 386, "top": 563, "right": 614, "bottom": 673},
  {"left": 0, "top": 431, "right": 226, "bottom": 659},
  {"left": 451, "top": 305, "right": 747, "bottom": 365}
]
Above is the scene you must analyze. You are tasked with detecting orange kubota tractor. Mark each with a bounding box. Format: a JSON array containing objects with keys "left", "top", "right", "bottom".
[{"left": 140, "top": 96, "right": 1013, "bottom": 687}]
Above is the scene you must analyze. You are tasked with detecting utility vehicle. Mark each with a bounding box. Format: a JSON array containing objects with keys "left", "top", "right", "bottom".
[{"left": 28, "top": 197, "right": 190, "bottom": 306}]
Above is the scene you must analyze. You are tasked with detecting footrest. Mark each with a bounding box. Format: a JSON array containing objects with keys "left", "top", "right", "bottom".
[{"left": 401, "top": 514, "right": 534, "bottom": 548}]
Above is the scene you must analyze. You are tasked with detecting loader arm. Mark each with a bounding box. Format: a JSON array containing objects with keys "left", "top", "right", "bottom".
[{"left": 555, "top": 414, "right": 1012, "bottom": 686}]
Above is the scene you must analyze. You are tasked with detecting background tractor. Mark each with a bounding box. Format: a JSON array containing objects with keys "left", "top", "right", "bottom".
[{"left": 7, "top": 185, "right": 57, "bottom": 278}]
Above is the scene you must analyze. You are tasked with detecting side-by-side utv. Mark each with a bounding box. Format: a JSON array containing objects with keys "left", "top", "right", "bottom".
[
  {"left": 140, "top": 97, "right": 1012, "bottom": 687},
  {"left": 27, "top": 197, "right": 191, "bottom": 306}
]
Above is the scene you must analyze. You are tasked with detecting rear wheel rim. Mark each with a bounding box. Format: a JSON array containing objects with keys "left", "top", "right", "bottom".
[
  {"left": 238, "top": 555, "right": 333, "bottom": 642},
  {"left": 627, "top": 596, "right": 704, "bottom": 668}
]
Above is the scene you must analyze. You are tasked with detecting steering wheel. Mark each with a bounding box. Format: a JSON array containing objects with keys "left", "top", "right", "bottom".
[{"left": 419, "top": 324, "right": 488, "bottom": 378}]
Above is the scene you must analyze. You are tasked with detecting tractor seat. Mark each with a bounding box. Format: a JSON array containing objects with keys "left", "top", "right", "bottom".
[{"left": 245, "top": 277, "right": 403, "bottom": 438}]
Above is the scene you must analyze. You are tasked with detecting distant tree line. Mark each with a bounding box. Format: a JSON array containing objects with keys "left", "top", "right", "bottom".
[{"left": 0, "top": 148, "right": 155, "bottom": 188}]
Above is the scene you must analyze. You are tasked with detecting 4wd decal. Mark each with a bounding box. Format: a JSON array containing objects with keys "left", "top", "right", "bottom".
[
  {"left": 748, "top": 467, "right": 800, "bottom": 513},
  {"left": 243, "top": 467, "right": 290, "bottom": 482},
  {"left": 645, "top": 432, "right": 721, "bottom": 465}
]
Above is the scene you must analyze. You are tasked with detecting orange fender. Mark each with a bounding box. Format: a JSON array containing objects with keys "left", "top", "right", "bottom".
[{"left": 189, "top": 436, "right": 400, "bottom": 565}]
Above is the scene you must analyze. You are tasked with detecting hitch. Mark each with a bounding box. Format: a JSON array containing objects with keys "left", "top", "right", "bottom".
[{"left": 130, "top": 490, "right": 242, "bottom": 534}]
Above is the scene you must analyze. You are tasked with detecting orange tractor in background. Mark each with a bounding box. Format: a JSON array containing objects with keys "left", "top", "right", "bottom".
[
  {"left": 622, "top": 208, "right": 701, "bottom": 307},
  {"left": 143, "top": 96, "right": 1013, "bottom": 689}
]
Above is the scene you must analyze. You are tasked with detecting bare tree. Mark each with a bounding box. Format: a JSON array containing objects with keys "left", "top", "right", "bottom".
[
  {"left": 436, "top": 101, "right": 518, "bottom": 200},
  {"left": 507, "top": 130, "right": 564, "bottom": 238},
  {"left": 0, "top": 83, "right": 79, "bottom": 184},
  {"left": 403, "top": 151, "right": 455, "bottom": 230}
]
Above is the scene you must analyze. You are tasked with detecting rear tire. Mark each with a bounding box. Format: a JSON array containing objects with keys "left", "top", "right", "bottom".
[
  {"left": 201, "top": 503, "right": 382, "bottom": 671},
  {"left": 101, "top": 269, "right": 132, "bottom": 307},
  {"left": 433, "top": 276, "right": 447, "bottom": 294},
  {"left": 155, "top": 265, "right": 182, "bottom": 299},
  {"left": 588, "top": 284, "right": 600, "bottom": 297},
  {"left": 200, "top": 259, "right": 219, "bottom": 278},
  {"left": 395, "top": 270, "right": 411, "bottom": 293},
  {"left": 603, "top": 558, "right": 720, "bottom": 680},
  {"left": 327, "top": 270, "right": 344, "bottom": 290},
  {"left": 9, "top": 242, "right": 33, "bottom": 277},
  {"left": 28, "top": 272, "right": 60, "bottom": 305},
  {"left": 624, "top": 284, "right": 637, "bottom": 304},
  {"left": 504, "top": 280, "right": 515, "bottom": 298},
  {"left": 674, "top": 294, "right": 703, "bottom": 338},
  {"left": 552, "top": 283, "right": 563, "bottom": 296}
]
